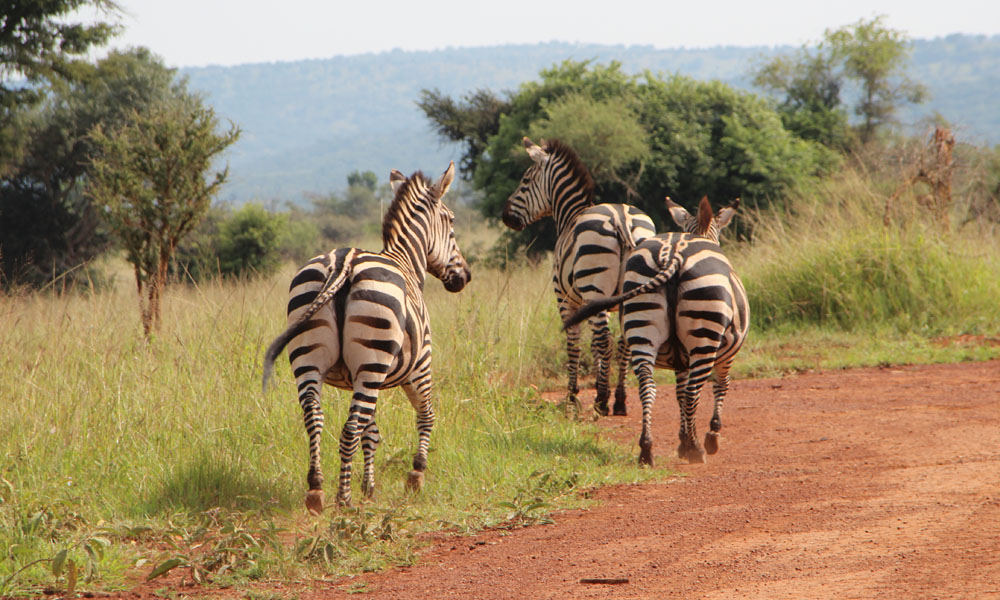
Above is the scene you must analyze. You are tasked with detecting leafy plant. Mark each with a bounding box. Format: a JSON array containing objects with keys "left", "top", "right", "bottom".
[{"left": 146, "top": 509, "right": 284, "bottom": 585}]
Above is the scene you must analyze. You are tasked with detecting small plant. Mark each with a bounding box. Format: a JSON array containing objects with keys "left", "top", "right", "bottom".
[
  {"left": 146, "top": 508, "right": 285, "bottom": 585},
  {"left": 295, "top": 505, "right": 417, "bottom": 569},
  {"left": 0, "top": 506, "right": 113, "bottom": 597},
  {"left": 497, "top": 470, "right": 581, "bottom": 527}
]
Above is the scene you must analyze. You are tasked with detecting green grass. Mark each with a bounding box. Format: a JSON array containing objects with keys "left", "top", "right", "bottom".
[
  {"left": 0, "top": 261, "right": 655, "bottom": 596},
  {"left": 733, "top": 168, "right": 1000, "bottom": 337},
  {"left": 2, "top": 170, "right": 999, "bottom": 595}
]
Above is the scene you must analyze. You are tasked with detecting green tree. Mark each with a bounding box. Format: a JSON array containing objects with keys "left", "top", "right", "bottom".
[
  {"left": 346, "top": 169, "right": 378, "bottom": 191},
  {"left": 309, "top": 172, "right": 394, "bottom": 244},
  {"left": 426, "top": 61, "right": 829, "bottom": 254},
  {"left": 753, "top": 15, "right": 926, "bottom": 146},
  {"left": 87, "top": 97, "right": 240, "bottom": 336},
  {"left": 827, "top": 16, "right": 927, "bottom": 143},
  {"left": 1, "top": 0, "right": 120, "bottom": 176},
  {"left": 471, "top": 61, "right": 642, "bottom": 253},
  {"left": 752, "top": 50, "right": 850, "bottom": 149},
  {"left": 633, "top": 75, "right": 831, "bottom": 219},
  {"left": 417, "top": 88, "right": 511, "bottom": 175},
  {"left": 528, "top": 92, "right": 650, "bottom": 196},
  {"left": 0, "top": 48, "right": 182, "bottom": 288},
  {"left": 216, "top": 203, "right": 285, "bottom": 278}
]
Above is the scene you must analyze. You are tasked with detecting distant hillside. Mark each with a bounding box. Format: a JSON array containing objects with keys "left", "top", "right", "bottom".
[{"left": 180, "top": 36, "right": 1000, "bottom": 204}]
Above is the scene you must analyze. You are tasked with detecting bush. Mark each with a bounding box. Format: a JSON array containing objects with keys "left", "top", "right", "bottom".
[
  {"left": 737, "top": 168, "right": 1000, "bottom": 334},
  {"left": 469, "top": 62, "right": 834, "bottom": 255},
  {"left": 175, "top": 204, "right": 290, "bottom": 281}
]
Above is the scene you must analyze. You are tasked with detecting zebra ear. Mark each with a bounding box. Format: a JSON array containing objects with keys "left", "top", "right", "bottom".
[
  {"left": 523, "top": 137, "right": 549, "bottom": 164},
  {"left": 389, "top": 169, "right": 406, "bottom": 193},
  {"left": 716, "top": 198, "right": 740, "bottom": 230},
  {"left": 434, "top": 161, "right": 455, "bottom": 200},
  {"left": 666, "top": 197, "right": 692, "bottom": 227}
]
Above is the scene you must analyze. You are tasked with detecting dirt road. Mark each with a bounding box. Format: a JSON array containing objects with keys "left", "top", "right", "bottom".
[{"left": 307, "top": 360, "right": 1000, "bottom": 599}]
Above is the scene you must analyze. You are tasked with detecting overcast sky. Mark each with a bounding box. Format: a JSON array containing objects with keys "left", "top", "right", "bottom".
[{"left": 79, "top": 0, "right": 1000, "bottom": 68}]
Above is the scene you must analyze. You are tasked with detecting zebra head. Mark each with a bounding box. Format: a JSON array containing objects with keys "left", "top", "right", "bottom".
[
  {"left": 501, "top": 137, "right": 555, "bottom": 231},
  {"left": 405, "top": 162, "right": 471, "bottom": 293},
  {"left": 666, "top": 196, "right": 739, "bottom": 243}
]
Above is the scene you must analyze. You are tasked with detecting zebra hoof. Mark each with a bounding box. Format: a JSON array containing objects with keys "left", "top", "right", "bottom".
[
  {"left": 638, "top": 446, "right": 653, "bottom": 467},
  {"left": 405, "top": 470, "right": 424, "bottom": 493},
  {"left": 304, "top": 489, "right": 325, "bottom": 515},
  {"left": 705, "top": 431, "right": 720, "bottom": 455},
  {"left": 612, "top": 399, "right": 627, "bottom": 416},
  {"left": 362, "top": 479, "right": 376, "bottom": 499},
  {"left": 678, "top": 445, "right": 706, "bottom": 464},
  {"left": 564, "top": 396, "right": 582, "bottom": 418}
]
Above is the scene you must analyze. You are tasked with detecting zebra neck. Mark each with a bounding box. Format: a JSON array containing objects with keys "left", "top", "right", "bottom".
[
  {"left": 382, "top": 241, "right": 427, "bottom": 290},
  {"left": 551, "top": 189, "right": 591, "bottom": 233}
]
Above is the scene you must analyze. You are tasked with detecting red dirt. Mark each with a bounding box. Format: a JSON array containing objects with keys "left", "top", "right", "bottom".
[{"left": 112, "top": 361, "right": 1000, "bottom": 599}]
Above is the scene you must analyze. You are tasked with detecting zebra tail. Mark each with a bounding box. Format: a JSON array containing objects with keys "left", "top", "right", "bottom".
[
  {"left": 261, "top": 248, "right": 357, "bottom": 393},
  {"left": 562, "top": 253, "right": 683, "bottom": 331}
]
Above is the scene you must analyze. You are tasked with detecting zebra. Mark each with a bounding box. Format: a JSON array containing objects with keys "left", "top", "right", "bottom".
[
  {"left": 564, "top": 196, "right": 748, "bottom": 465},
  {"left": 262, "top": 163, "right": 471, "bottom": 512},
  {"left": 502, "top": 137, "right": 655, "bottom": 417}
]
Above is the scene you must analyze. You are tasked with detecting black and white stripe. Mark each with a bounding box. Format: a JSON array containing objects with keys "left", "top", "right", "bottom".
[
  {"left": 564, "top": 197, "right": 748, "bottom": 465},
  {"left": 502, "top": 137, "right": 655, "bottom": 416},
  {"left": 263, "top": 163, "right": 471, "bottom": 512}
]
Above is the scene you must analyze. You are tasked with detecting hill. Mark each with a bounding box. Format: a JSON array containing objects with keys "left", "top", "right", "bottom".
[{"left": 180, "top": 36, "right": 1000, "bottom": 204}]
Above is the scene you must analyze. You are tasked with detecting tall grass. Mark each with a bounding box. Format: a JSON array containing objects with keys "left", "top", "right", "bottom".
[
  {"left": 0, "top": 259, "right": 652, "bottom": 595},
  {"left": 734, "top": 169, "right": 1000, "bottom": 336}
]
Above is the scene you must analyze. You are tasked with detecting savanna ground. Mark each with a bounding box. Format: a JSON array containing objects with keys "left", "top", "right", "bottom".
[{"left": 3, "top": 169, "right": 1000, "bottom": 598}]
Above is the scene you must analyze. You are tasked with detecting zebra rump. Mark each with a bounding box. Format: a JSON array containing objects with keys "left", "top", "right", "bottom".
[{"left": 261, "top": 247, "right": 356, "bottom": 393}]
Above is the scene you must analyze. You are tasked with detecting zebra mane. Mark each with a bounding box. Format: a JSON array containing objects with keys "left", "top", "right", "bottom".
[
  {"left": 542, "top": 139, "right": 595, "bottom": 204},
  {"left": 382, "top": 171, "right": 433, "bottom": 246},
  {"left": 697, "top": 196, "right": 713, "bottom": 235}
]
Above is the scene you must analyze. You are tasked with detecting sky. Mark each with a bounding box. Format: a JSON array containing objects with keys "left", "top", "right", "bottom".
[{"left": 78, "top": 0, "right": 1000, "bottom": 68}]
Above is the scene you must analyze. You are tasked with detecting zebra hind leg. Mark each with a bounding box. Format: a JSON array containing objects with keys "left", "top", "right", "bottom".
[
  {"left": 589, "top": 313, "right": 613, "bottom": 417},
  {"left": 297, "top": 374, "right": 327, "bottom": 514},
  {"left": 562, "top": 321, "right": 583, "bottom": 416},
  {"left": 676, "top": 370, "right": 707, "bottom": 464},
  {"left": 360, "top": 420, "right": 382, "bottom": 498},
  {"left": 633, "top": 361, "right": 656, "bottom": 466},
  {"left": 403, "top": 380, "right": 436, "bottom": 493},
  {"left": 704, "top": 364, "right": 732, "bottom": 455},
  {"left": 338, "top": 388, "right": 382, "bottom": 506},
  {"left": 613, "top": 335, "right": 629, "bottom": 416}
]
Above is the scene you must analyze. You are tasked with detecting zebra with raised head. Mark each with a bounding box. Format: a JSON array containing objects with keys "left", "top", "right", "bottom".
[
  {"left": 564, "top": 197, "right": 748, "bottom": 465},
  {"left": 502, "top": 137, "right": 655, "bottom": 417},
  {"left": 263, "top": 163, "right": 471, "bottom": 512}
]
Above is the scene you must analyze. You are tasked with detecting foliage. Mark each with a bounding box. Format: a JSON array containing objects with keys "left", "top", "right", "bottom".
[
  {"left": 752, "top": 49, "right": 851, "bottom": 149},
  {"left": 527, "top": 92, "right": 650, "bottom": 194},
  {"left": 827, "top": 16, "right": 927, "bottom": 143},
  {"left": 87, "top": 94, "right": 240, "bottom": 335},
  {"left": 431, "top": 61, "right": 831, "bottom": 254},
  {"left": 753, "top": 15, "right": 926, "bottom": 147},
  {"left": 417, "top": 88, "right": 511, "bottom": 175},
  {"left": 308, "top": 175, "right": 394, "bottom": 245},
  {"left": 736, "top": 166, "right": 1000, "bottom": 333},
  {"left": 175, "top": 204, "right": 288, "bottom": 281},
  {"left": 632, "top": 75, "right": 834, "bottom": 219},
  {"left": 0, "top": 0, "right": 120, "bottom": 177},
  {"left": 0, "top": 48, "right": 178, "bottom": 288},
  {"left": 346, "top": 169, "right": 378, "bottom": 191}
]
